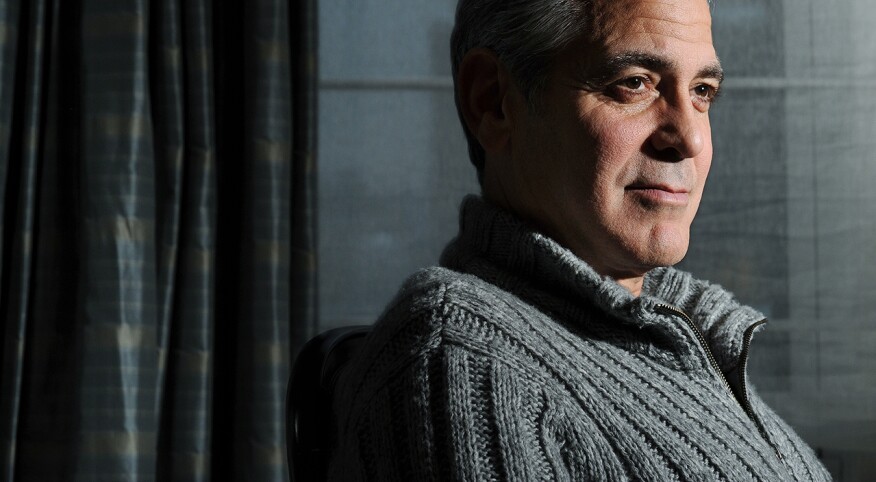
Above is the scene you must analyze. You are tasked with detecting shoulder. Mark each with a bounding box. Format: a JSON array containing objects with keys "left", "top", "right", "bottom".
[
  {"left": 333, "top": 266, "right": 543, "bottom": 421},
  {"left": 372, "top": 266, "right": 544, "bottom": 347},
  {"left": 339, "top": 266, "right": 556, "bottom": 397}
]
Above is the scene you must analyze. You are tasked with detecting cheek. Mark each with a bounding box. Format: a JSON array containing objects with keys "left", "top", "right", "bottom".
[
  {"left": 589, "top": 115, "right": 654, "bottom": 185},
  {"left": 595, "top": 103, "right": 654, "bottom": 150},
  {"left": 694, "top": 131, "right": 714, "bottom": 191}
]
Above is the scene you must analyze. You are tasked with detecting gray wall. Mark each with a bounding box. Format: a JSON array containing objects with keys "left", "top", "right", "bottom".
[
  {"left": 317, "top": 0, "right": 476, "bottom": 328},
  {"left": 318, "top": 1, "right": 876, "bottom": 479}
]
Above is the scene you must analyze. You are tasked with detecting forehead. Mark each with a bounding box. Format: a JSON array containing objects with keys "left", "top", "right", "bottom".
[{"left": 583, "top": 0, "right": 715, "bottom": 62}]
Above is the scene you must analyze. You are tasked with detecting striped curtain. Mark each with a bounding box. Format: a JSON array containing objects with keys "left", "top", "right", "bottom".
[{"left": 0, "top": 0, "right": 317, "bottom": 480}]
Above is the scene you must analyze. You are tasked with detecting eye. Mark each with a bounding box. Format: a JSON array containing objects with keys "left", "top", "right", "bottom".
[
  {"left": 618, "top": 76, "right": 648, "bottom": 91},
  {"left": 692, "top": 83, "right": 720, "bottom": 101},
  {"left": 690, "top": 83, "right": 721, "bottom": 112},
  {"left": 607, "top": 75, "right": 655, "bottom": 104}
]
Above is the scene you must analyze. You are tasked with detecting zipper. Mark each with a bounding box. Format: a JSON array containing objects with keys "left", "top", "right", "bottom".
[
  {"left": 655, "top": 303, "right": 734, "bottom": 395},
  {"left": 737, "top": 318, "right": 768, "bottom": 419},
  {"left": 656, "top": 304, "right": 785, "bottom": 462},
  {"left": 737, "top": 318, "right": 784, "bottom": 463}
]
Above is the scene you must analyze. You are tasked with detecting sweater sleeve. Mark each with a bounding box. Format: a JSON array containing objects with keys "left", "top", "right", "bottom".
[{"left": 328, "top": 340, "right": 613, "bottom": 481}]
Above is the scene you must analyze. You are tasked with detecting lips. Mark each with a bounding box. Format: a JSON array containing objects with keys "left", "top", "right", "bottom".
[{"left": 625, "top": 184, "right": 690, "bottom": 206}]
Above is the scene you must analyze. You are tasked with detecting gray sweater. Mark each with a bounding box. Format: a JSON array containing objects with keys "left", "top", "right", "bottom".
[{"left": 330, "top": 196, "right": 831, "bottom": 481}]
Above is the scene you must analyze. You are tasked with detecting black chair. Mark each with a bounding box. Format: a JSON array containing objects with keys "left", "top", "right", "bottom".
[{"left": 286, "top": 326, "right": 371, "bottom": 481}]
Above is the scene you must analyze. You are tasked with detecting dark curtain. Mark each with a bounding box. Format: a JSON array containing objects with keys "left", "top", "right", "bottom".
[{"left": 0, "top": 0, "right": 317, "bottom": 479}]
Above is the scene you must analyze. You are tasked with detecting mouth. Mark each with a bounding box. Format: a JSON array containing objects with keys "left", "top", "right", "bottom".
[{"left": 625, "top": 184, "right": 690, "bottom": 206}]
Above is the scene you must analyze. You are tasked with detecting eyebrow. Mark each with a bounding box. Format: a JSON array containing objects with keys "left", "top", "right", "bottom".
[{"left": 579, "top": 51, "right": 725, "bottom": 87}]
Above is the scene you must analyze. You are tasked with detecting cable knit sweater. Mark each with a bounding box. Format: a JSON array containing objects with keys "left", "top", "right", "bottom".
[{"left": 329, "top": 196, "right": 831, "bottom": 481}]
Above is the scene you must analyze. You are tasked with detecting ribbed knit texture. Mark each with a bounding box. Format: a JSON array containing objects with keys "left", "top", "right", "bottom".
[{"left": 329, "top": 196, "right": 831, "bottom": 481}]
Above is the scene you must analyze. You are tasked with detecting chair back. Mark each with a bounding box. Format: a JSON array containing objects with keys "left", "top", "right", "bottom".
[{"left": 286, "top": 326, "right": 371, "bottom": 481}]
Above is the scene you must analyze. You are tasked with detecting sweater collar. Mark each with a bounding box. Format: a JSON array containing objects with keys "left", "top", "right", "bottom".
[{"left": 440, "top": 195, "right": 766, "bottom": 372}]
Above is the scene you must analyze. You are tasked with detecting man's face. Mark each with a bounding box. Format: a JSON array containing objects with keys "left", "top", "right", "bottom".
[{"left": 487, "top": 0, "right": 720, "bottom": 282}]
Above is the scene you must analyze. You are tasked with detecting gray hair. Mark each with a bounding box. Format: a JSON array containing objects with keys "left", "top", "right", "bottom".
[{"left": 450, "top": 0, "right": 591, "bottom": 183}]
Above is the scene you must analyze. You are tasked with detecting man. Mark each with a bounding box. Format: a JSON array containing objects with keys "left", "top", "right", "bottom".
[{"left": 330, "top": 0, "right": 831, "bottom": 480}]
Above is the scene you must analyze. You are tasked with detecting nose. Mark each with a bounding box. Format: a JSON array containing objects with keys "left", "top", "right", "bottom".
[{"left": 649, "top": 98, "right": 706, "bottom": 162}]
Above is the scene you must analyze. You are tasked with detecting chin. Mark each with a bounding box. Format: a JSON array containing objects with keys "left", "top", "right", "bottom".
[{"left": 638, "top": 227, "right": 690, "bottom": 268}]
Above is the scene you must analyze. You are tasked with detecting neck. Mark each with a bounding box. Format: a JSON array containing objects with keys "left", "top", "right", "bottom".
[
  {"left": 480, "top": 186, "right": 651, "bottom": 298},
  {"left": 613, "top": 275, "right": 645, "bottom": 297}
]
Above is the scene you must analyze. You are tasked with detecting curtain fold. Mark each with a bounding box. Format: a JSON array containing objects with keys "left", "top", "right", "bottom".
[
  {"left": 0, "top": 0, "right": 315, "bottom": 479},
  {"left": 290, "top": 0, "right": 318, "bottom": 351}
]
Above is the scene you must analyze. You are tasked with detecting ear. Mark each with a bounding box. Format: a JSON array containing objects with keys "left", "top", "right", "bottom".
[{"left": 456, "top": 48, "right": 516, "bottom": 155}]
